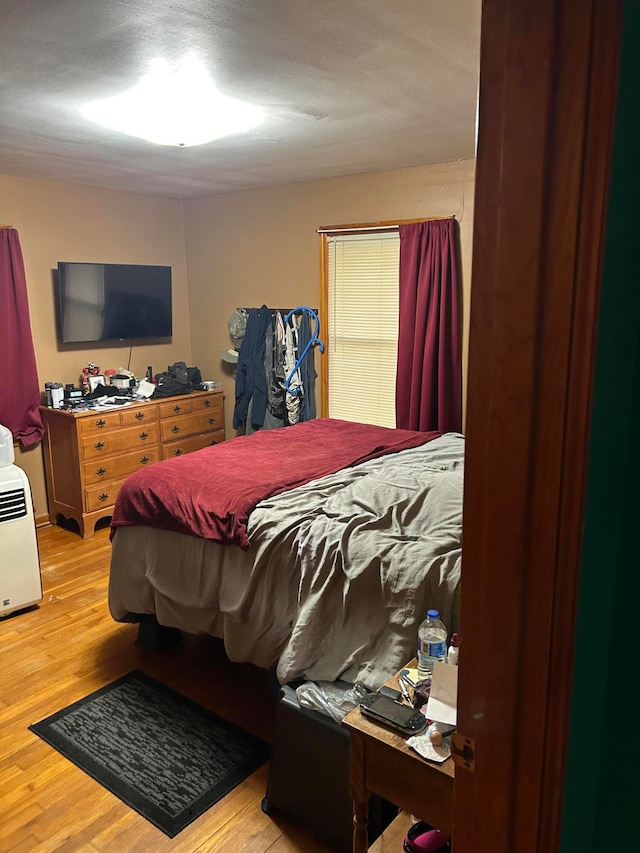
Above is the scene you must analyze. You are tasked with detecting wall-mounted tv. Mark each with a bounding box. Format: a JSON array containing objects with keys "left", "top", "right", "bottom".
[{"left": 56, "top": 262, "right": 172, "bottom": 344}]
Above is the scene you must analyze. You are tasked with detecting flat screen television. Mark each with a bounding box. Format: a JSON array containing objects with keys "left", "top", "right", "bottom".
[{"left": 56, "top": 261, "right": 172, "bottom": 344}]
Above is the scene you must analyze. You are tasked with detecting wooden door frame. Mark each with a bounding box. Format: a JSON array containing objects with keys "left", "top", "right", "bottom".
[{"left": 454, "top": 1, "right": 622, "bottom": 851}]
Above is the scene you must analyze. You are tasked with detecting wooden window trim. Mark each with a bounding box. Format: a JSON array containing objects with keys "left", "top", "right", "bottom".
[{"left": 318, "top": 217, "right": 450, "bottom": 416}]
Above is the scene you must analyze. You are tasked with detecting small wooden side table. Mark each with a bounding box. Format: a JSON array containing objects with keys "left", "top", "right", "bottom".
[{"left": 342, "top": 664, "right": 454, "bottom": 853}]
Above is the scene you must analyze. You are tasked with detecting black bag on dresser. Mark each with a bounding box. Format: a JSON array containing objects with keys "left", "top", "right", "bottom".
[{"left": 153, "top": 361, "right": 204, "bottom": 397}]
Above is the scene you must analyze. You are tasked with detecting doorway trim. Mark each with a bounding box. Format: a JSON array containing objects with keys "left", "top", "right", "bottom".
[{"left": 454, "top": 1, "right": 623, "bottom": 850}]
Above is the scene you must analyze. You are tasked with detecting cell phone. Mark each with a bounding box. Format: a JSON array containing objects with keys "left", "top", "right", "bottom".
[
  {"left": 359, "top": 692, "right": 427, "bottom": 735},
  {"left": 378, "top": 685, "right": 402, "bottom": 702}
]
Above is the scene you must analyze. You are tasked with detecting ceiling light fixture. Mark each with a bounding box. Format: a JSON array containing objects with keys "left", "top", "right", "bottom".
[{"left": 81, "top": 55, "right": 265, "bottom": 147}]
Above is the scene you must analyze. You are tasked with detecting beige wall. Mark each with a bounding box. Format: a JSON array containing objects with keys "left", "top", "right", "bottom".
[
  {"left": 183, "top": 160, "right": 476, "bottom": 437},
  {"left": 1, "top": 173, "right": 191, "bottom": 521},
  {"left": 3, "top": 160, "right": 475, "bottom": 522}
]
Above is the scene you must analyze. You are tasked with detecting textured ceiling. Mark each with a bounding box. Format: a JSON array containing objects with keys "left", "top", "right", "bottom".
[{"left": 0, "top": 0, "right": 481, "bottom": 198}]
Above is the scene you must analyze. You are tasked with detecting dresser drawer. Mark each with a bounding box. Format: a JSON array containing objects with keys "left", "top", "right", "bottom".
[
  {"left": 158, "top": 398, "right": 194, "bottom": 418},
  {"left": 160, "top": 410, "right": 223, "bottom": 443},
  {"left": 192, "top": 394, "right": 223, "bottom": 415},
  {"left": 79, "top": 411, "right": 122, "bottom": 434},
  {"left": 120, "top": 406, "right": 158, "bottom": 426},
  {"left": 83, "top": 446, "right": 159, "bottom": 485},
  {"left": 79, "top": 404, "right": 157, "bottom": 432},
  {"left": 161, "top": 429, "right": 225, "bottom": 460},
  {"left": 80, "top": 422, "right": 159, "bottom": 460},
  {"left": 84, "top": 479, "right": 126, "bottom": 513}
]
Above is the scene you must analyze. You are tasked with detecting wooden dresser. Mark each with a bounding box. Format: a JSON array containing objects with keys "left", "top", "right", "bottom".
[{"left": 40, "top": 389, "right": 225, "bottom": 538}]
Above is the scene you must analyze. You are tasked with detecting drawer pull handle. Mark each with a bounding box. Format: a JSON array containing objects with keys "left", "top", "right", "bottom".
[
  {"left": 139, "top": 431, "right": 149, "bottom": 440},
  {"left": 173, "top": 404, "right": 182, "bottom": 413},
  {"left": 98, "top": 492, "right": 109, "bottom": 502},
  {"left": 96, "top": 467, "right": 107, "bottom": 476},
  {"left": 207, "top": 417, "right": 216, "bottom": 425},
  {"left": 96, "top": 418, "right": 107, "bottom": 428},
  {"left": 171, "top": 425, "right": 181, "bottom": 433},
  {"left": 174, "top": 448, "right": 184, "bottom": 456},
  {"left": 94, "top": 441, "right": 105, "bottom": 451},
  {"left": 204, "top": 399, "right": 211, "bottom": 407},
  {"left": 135, "top": 412, "right": 145, "bottom": 420},
  {"left": 140, "top": 455, "right": 151, "bottom": 464}
]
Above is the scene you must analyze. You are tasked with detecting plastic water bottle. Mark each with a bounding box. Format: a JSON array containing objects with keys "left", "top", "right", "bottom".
[{"left": 417, "top": 609, "right": 447, "bottom": 679}]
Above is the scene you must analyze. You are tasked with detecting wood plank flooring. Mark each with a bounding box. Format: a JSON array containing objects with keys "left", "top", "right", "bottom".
[{"left": 0, "top": 523, "right": 336, "bottom": 852}]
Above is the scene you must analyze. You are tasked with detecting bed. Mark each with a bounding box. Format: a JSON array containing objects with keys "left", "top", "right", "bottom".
[{"left": 108, "top": 418, "right": 464, "bottom": 692}]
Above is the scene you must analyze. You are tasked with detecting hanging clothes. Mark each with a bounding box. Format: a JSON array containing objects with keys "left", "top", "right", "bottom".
[
  {"left": 233, "top": 305, "right": 271, "bottom": 431},
  {"left": 233, "top": 304, "right": 323, "bottom": 433},
  {"left": 263, "top": 310, "right": 286, "bottom": 430},
  {"left": 246, "top": 310, "right": 286, "bottom": 434},
  {"left": 284, "top": 315, "right": 302, "bottom": 425}
]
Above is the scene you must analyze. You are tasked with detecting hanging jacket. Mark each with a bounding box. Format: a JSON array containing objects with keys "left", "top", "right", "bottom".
[{"left": 233, "top": 305, "right": 271, "bottom": 431}]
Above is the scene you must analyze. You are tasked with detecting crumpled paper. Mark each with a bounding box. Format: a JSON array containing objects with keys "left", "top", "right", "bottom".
[{"left": 406, "top": 726, "right": 451, "bottom": 763}]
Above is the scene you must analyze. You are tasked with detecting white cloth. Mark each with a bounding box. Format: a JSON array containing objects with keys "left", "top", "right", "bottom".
[{"left": 284, "top": 317, "right": 302, "bottom": 424}]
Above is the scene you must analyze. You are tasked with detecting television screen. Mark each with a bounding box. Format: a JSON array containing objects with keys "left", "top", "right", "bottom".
[{"left": 56, "top": 262, "right": 172, "bottom": 344}]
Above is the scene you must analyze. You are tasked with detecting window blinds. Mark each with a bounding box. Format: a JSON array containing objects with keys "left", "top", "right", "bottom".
[{"left": 327, "top": 231, "right": 400, "bottom": 428}]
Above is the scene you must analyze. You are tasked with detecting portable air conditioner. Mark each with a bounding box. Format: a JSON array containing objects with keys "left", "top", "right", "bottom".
[{"left": 0, "top": 425, "right": 42, "bottom": 618}]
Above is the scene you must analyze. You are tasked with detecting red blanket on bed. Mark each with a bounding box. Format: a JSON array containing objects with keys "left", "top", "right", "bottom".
[{"left": 110, "top": 418, "right": 440, "bottom": 549}]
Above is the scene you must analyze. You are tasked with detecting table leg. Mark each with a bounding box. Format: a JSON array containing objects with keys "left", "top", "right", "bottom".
[
  {"left": 352, "top": 796, "right": 370, "bottom": 853},
  {"left": 349, "top": 732, "right": 370, "bottom": 853}
]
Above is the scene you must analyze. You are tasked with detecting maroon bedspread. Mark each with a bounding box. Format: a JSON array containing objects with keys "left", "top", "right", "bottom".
[{"left": 110, "top": 418, "right": 440, "bottom": 549}]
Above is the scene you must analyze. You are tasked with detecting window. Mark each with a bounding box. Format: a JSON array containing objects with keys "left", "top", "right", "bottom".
[{"left": 323, "top": 230, "right": 400, "bottom": 428}]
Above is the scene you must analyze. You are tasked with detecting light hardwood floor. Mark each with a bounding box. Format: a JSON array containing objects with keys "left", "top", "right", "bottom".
[{"left": 0, "top": 522, "right": 337, "bottom": 852}]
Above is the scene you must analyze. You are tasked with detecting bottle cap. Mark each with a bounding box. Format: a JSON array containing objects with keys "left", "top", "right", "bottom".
[
  {"left": 427, "top": 609, "right": 440, "bottom": 619},
  {"left": 450, "top": 632, "right": 460, "bottom": 648}
]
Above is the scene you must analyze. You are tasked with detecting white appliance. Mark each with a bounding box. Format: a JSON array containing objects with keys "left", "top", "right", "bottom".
[{"left": 0, "top": 424, "right": 42, "bottom": 617}]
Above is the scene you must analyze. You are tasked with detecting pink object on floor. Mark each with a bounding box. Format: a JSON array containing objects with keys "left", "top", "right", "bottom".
[{"left": 403, "top": 821, "right": 451, "bottom": 853}]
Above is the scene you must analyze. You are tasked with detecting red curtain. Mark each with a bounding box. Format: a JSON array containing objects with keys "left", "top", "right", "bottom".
[
  {"left": 0, "top": 228, "right": 44, "bottom": 446},
  {"left": 395, "top": 219, "right": 462, "bottom": 433}
]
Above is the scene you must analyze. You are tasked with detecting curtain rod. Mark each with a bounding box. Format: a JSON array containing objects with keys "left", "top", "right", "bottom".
[
  {"left": 317, "top": 225, "right": 398, "bottom": 234},
  {"left": 316, "top": 215, "right": 454, "bottom": 235}
]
